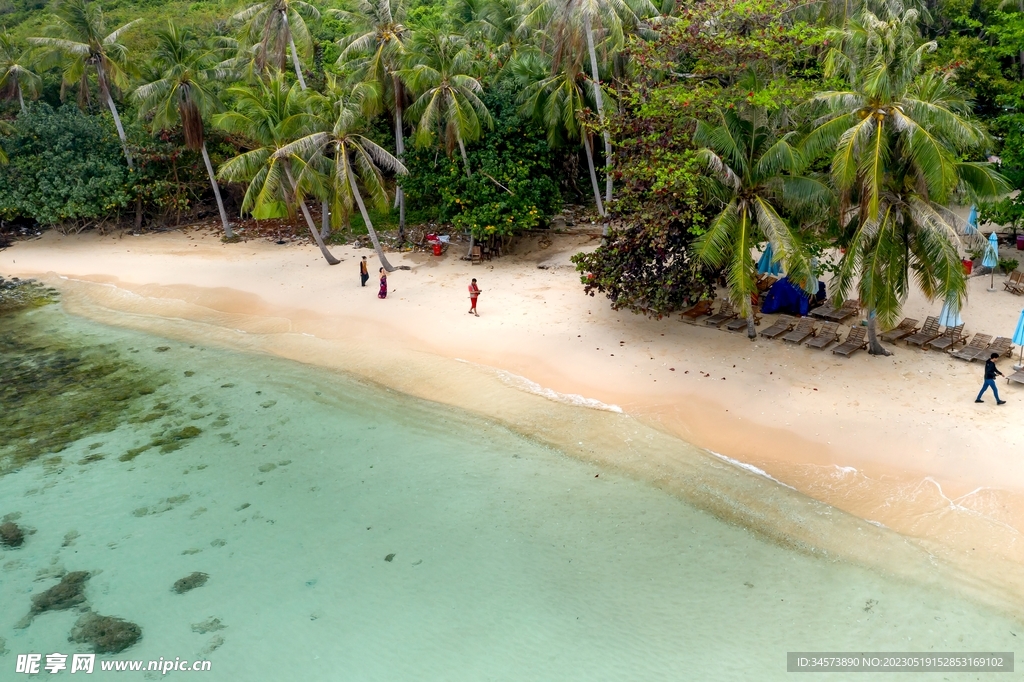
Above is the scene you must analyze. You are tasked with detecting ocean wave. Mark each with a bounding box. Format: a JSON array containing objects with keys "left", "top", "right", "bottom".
[
  {"left": 495, "top": 370, "right": 623, "bottom": 413},
  {"left": 707, "top": 450, "right": 797, "bottom": 490}
]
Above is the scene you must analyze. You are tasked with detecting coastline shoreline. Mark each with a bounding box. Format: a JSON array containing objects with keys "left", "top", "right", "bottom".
[{"left": 5, "top": 228, "right": 1024, "bottom": 616}]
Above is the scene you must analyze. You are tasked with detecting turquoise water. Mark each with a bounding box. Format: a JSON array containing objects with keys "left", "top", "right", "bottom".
[{"left": 1, "top": 305, "right": 1021, "bottom": 681}]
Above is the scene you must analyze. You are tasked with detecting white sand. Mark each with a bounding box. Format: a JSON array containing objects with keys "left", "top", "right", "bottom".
[{"left": 5, "top": 228, "right": 1024, "bottom": 592}]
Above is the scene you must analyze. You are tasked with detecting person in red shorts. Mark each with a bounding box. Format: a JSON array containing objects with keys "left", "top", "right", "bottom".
[{"left": 468, "top": 278, "right": 480, "bottom": 316}]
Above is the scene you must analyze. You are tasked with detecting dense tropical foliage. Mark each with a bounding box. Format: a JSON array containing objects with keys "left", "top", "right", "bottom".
[{"left": 0, "top": 0, "right": 1017, "bottom": 346}]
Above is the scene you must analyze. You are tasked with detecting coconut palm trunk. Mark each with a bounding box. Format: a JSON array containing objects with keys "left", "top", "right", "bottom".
[
  {"left": 96, "top": 61, "right": 133, "bottom": 168},
  {"left": 745, "top": 309, "right": 756, "bottom": 340},
  {"left": 282, "top": 13, "right": 307, "bottom": 90},
  {"left": 284, "top": 165, "right": 340, "bottom": 264},
  {"left": 348, "top": 169, "right": 396, "bottom": 272},
  {"left": 200, "top": 142, "right": 233, "bottom": 238},
  {"left": 584, "top": 16, "right": 612, "bottom": 206},
  {"left": 457, "top": 134, "right": 471, "bottom": 178},
  {"left": 17, "top": 83, "right": 24, "bottom": 112},
  {"left": 866, "top": 311, "right": 888, "bottom": 355},
  {"left": 394, "top": 76, "right": 406, "bottom": 242},
  {"left": 583, "top": 134, "right": 605, "bottom": 217}
]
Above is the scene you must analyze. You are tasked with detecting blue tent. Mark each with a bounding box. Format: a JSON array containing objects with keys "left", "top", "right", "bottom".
[
  {"left": 757, "top": 243, "right": 782, "bottom": 276},
  {"left": 761, "top": 277, "right": 813, "bottom": 316},
  {"left": 965, "top": 205, "right": 979, "bottom": 235}
]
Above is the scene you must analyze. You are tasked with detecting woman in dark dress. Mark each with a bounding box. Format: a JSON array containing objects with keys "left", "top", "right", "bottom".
[{"left": 378, "top": 267, "right": 388, "bottom": 299}]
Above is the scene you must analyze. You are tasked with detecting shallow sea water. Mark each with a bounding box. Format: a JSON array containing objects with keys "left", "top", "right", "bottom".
[{"left": 1, "top": 305, "right": 1021, "bottom": 681}]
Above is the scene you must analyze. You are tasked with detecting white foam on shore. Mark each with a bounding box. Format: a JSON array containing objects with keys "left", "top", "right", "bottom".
[
  {"left": 495, "top": 370, "right": 623, "bottom": 413},
  {"left": 707, "top": 450, "right": 797, "bottom": 490}
]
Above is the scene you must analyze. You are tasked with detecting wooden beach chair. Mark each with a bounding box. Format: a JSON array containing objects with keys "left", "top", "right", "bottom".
[
  {"left": 782, "top": 317, "right": 817, "bottom": 344},
  {"left": 756, "top": 275, "right": 777, "bottom": 293},
  {"left": 704, "top": 300, "right": 738, "bottom": 327},
  {"left": 1004, "top": 270, "right": 1024, "bottom": 295},
  {"left": 760, "top": 315, "right": 796, "bottom": 339},
  {"left": 879, "top": 318, "right": 919, "bottom": 344},
  {"left": 951, "top": 334, "right": 992, "bottom": 361},
  {"left": 925, "top": 323, "right": 966, "bottom": 351},
  {"left": 904, "top": 316, "right": 942, "bottom": 347},
  {"left": 1008, "top": 369, "right": 1024, "bottom": 386},
  {"left": 810, "top": 302, "right": 838, "bottom": 320},
  {"left": 832, "top": 326, "right": 868, "bottom": 356},
  {"left": 680, "top": 300, "right": 713, "bottom": 324},
  {"left": 725, "top": 313, "right": 760, "bottom": 332},
  {"left": 805, "top": 322, "right": 841, "bottom": 350},
  {"left": 470, "top": 245, "right": 483, "bottom": 264},
  {"left": 987, "top": 337, "right": 1014, "bottom": 358},
  {"left": 826, "top": 299, "right": 860, "bottom": 323}
]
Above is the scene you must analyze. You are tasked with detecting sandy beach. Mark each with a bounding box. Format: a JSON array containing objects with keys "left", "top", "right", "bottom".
[{"left": 5, "top": 227, "right": 1024, "bottom": 607}]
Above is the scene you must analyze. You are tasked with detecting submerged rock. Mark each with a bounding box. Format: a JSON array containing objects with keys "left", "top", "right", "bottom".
[
  {"left": 70, "top": 612, "right": 142, "bottom": 654},
  {"left": 31, "top": 571, "right": 90, "bottom": 614},
  {"left": 191, "top": 617, "right": 225, "bottom": 634},
  {"left": 173, "top": 572, "right": 209, "bottom": 594},
  {"left": 0, "top": 521, "right": 25, "bottom": 548}
]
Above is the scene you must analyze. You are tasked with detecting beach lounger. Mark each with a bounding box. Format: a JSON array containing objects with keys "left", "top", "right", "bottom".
[
  {"left": 760, "top": 315, "right": 796, "bottom": 339},
  {"left": 904, "top": 316, "right": 941, "bottom": 347},
  {"left": 810, "top": 302, "right": 838, "bottom": 319},
  {"left": 680, "top": 300, "right": 713, "bottom": 323},
  {"left": 782, "top": 317, "right": 817, "bottom": 344},
  {"left": 987, "top": 337, "right": 1014, "bottom": 358},
  {"left": 1004, "top": 271, "right": 1024, "bottom": 295},
  {"left": 951, "top": 333, "right": 992, "bottom": 361},
  {"left": 925, "top": 323, "right": 966, "bottom": 351},
  {"left": 805, "top": 322, "right": 841, "bottom": 350},
  {"left": 756, "top": 275, "right": 777, "bottom": 293},
  {"left": 704, "top": 301, "right": 738, "bottom": 327},
  {"left": 1008, "top": 369, "right": 1024, "bottom": 385},
  {"left": 879, "top": 318, "right": 919, "bottom": 344},
  {"left": 822, "top": 299, "right": 860, "bottom": 323},
  {"left": 832, "top": 326, "right": 868, "bottom": 356},
  {"left": 725, "top": 313, "right": 760, "bottom": 332}
]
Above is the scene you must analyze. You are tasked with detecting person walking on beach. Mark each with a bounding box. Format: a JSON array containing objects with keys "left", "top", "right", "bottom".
[
  {"left": 378, "top": 268, "right": 388, "bottom": 299},
  {"left": 359, "top": 256, "right": 369, "bottom": 287},
  {"left": 976, "top": 353, "right": 1006, "bottom": 404},
  {"left": 468, "top": 278, "right": 480, "bottom": 316}
]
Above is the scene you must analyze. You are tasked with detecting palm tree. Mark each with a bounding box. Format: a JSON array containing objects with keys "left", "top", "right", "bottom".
[
  {"left": 693, "top": 104, "right": 823, "bottom": 339},
  {"left": 232, "top": 0, "right": 319, "bottom": 89},
  {"left": 527, "top": 0, "right": 657, "bottom": 206},
  {"left": 453, "top": 0, "right": 530, "bottom": 68},
  {"left": 400, "top": 29, "right": 492, "bottom": 178},
  {"left": 214, "top": 73, "right": 340, "bottom": 264},
  {"left": 0, "top": 120, "right": 11, "bottom": 165},
  {"left": 0, "top": 32, "right": 41, "bottom": 112},
  {"left": 276, "top": 89, "right": 407, "bottom": 272},
  {"left": 29, "top": 0, "right": 139, "bottom": 168},
  {"left": 330, "top": 0, "right": 411, "bottom": 239},
  {"left": 803, "top": 5, "right": 1007, "bottom": 354},
  {"left": 513, "top": 48, "right": 606, "bottom": 215},
  {"left": 134, "top": 22, "right": 233, "bottom": 237}
]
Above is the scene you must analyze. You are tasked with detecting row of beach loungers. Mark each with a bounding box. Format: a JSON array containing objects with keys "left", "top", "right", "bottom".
[{"left": 681, "top": 301, "right": 1021, "bottom": 372}]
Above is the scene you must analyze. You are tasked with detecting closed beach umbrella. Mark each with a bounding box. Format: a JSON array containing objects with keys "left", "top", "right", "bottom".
[
  {"left": 965, "top": 205, "right": 979, "bottom": 235},
  {"left": 983, "top": 232, "right": 999, "bottom": 291},
  {"left": 757, "top": 243, "right": 781, "bottom": 275},
  {"left": 1013, "top": 308, "right": 1024, "bottom": 368},
  {"left": 937, "top": 299, "right": 962, "bottom": 328}
]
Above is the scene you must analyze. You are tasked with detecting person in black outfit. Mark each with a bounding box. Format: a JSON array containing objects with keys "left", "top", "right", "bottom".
[
  {"left": 359, "top": 256, "right": 369, "bottom": 287},
  {"left": 976, "top": 352, "right": 1006, "bottom": 404}
]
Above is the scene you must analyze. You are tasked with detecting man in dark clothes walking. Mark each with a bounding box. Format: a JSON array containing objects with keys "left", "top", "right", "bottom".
[
  {"left": 976, "top": 352, "right": 1006, "bottom": 404},
  {"left": 359, "top": 256, "right": 369, "bottom": 287}
]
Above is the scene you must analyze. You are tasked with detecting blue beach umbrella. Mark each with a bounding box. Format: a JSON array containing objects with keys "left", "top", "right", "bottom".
[
  {"left": 1013, "top": 308, "right": 1024, "bottom": 367},
  {"left": 983, "top": 232, "right": 999, "bottom": 291},
  {"left": 937, "top": 299, "right": 963, "bottom": 328},
  {"left": 757, "top": 243, "right": 781, "bottom": 275},
  {"left": 965, "top": 205, "right": 979, "bottom": 236}
]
